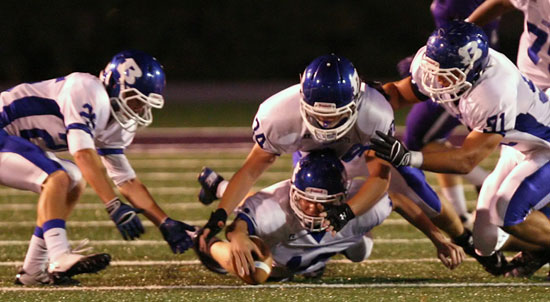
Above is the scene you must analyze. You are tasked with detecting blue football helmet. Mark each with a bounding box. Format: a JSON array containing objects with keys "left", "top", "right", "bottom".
[
  {"left": 290, "top": 149, "right": 349, "bottom": 232},
  {"left": 99, "top": 50, "right": 166, "bottom": 131},
  {"left": 300, "top": 54, "right": 361, "bottom": 142},
  {"left": 420, "top": 20, "right": 489, "bottom": 103}
]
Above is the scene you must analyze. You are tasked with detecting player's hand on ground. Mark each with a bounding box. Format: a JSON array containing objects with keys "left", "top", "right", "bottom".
[
  {"left": 105, "top": 197, "right": 145, "bottom": 240},
  {"left": 435, "top": 240, "right": 465, "bottom": 270},
  {"left": 370, "top": 130, "right": 413, "bottom": 168},
  {"left": 320, "top": 203, "right": 355, "bottom": 236},
  {"left": 199, "top": 209, "right": 227, "bottom": 252},
  {"left": 159, "top": 218, "right": 195, "bottom": 254},
  {"left": 229, "top": 233, "right": 264, "bottom": 277}
]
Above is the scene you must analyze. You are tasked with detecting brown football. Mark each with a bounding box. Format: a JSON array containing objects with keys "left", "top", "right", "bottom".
[{"left": 233, "top": 236, "right": 273, "bottom": 285}]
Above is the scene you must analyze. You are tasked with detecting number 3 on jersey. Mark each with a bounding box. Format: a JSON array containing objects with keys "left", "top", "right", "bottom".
[{"left": 253, "top": 118, "right": 266, "bottom": 148}]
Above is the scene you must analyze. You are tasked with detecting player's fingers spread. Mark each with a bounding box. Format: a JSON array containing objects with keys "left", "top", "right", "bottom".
[
  {"left": 239, "top": 252, "right": 251, "bottom": 276},
  {"left": 252, "top": 242, "right": 264, "bottom": 260}
]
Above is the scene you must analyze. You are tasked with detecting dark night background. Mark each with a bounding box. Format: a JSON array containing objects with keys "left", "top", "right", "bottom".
[{"left": 0, "top": 1, "right": 523, "bottom": 86}]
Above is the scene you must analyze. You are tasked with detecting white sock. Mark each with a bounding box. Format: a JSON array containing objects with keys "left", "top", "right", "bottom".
[
  {"left": 44, "top": 228, "right": 70, "bottom": 262},
  {"left": 441, "top": 185, "right": 468, "bottom": 217},
  {"left": 216, "top": 180, "right": 229, "bottom": 199},
  {"left": 22, "top": 235, "right": 48, "bottom": 274},
  {"left": 464, "top": 166, "right": 489, "bottom": 187}
]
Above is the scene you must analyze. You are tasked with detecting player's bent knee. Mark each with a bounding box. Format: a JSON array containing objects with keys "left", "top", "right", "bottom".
[
  {"left": 343, "top": 234, "right": 373, "bottom": 262},
  {"left": 44, "top": 170, "right": 71, "bottom": 191}
]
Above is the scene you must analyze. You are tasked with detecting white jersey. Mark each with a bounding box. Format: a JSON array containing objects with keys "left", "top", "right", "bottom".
[
  {"left": 252, "top": 83, "right": 394, "bottom": 163},
  {"left": 411, "top": 47, "right": 550, "bottom": 154},
  {"left": 509, "top": 0, "right": 550, "bottom": 89},
  {"left": 236, "top": 179, "right": 392, "bottom": 273},
  {"left": 0, "top": 73, "right": 136, "bottom": 185}
]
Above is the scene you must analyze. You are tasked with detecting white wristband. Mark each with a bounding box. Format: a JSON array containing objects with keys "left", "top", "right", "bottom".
[{"left": 409, "top": 151, "right": 424, "bottom": 168}]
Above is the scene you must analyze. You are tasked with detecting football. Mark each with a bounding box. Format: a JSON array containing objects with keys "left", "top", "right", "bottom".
[{"left": 233, "top": 236, "right": 273, "bottom": 285}]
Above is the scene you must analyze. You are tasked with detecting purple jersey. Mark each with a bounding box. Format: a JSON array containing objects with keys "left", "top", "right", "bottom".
[{"left": 431, "top": 0, "right": 500, "bottom": 48}]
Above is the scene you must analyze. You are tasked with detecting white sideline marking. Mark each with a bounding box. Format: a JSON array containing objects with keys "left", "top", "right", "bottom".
[
  {"left": 0, "top": 202, "right": 206, "bottom": 211},
  {"left": 0, "top": 281, "right": 547, "bottom": 291},
  {"left": 0, "top": 238, "right": 430, "bottom": 246}
]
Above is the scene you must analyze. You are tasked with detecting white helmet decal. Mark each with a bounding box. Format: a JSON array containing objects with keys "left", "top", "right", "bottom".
[
  {"left": 116, "top": 58, "right": 142, "bottom": 86},
  {"left": 458, "top": 41, "right": 482, "bottom": 67}
]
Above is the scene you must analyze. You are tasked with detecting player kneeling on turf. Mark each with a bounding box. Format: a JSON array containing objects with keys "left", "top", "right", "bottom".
[{"left": 194, "top": 149, "right": 464, "bottom": 283}]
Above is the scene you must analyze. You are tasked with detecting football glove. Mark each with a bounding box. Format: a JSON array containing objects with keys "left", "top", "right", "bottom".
[
  {"left": 159, "top": 218, "right": 195, "bottom": 254},
  {"left": 201, "top": 208, "right": 228, "bottom": 240},
  {"left": 323, "top": 203, "right": 355, "bottom": 232},
  {"left": 370, "top": 130, "right": 423, "bottom": 168},
  {"left": 105, "top": 197, "right": 145, "bottom": 240}
]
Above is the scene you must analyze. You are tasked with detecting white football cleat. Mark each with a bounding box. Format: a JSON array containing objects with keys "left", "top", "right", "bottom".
[{"left": 48, "top": 252, "right": 111, "bottom": 280}]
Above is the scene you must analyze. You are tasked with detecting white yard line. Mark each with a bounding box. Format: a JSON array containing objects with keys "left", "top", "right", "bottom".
[{"left": 0, "top": 281, "right": 546, "bottom": 291}]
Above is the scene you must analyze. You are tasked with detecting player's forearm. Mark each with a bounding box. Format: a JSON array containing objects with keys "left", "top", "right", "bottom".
[
  {"left": 73, "top": 148, "right": 117, "bottom": 203},
  {"left": 347, "top": 177, "right": 389, "bottom": 216},
  {"left": 118, "top": 178, "right": 168, "bottom": 226},
  {"left": 383, "top": 77, "right": 420, "bottom": 110},
  {"left": 467, "top": 0, "right": 515, "bottom": 26},
  {"left": 421, "top": 149, "right": 479, "bottom": 174},
  {"left": 392, "top": 193, "right": 446, "bottom": 247}
]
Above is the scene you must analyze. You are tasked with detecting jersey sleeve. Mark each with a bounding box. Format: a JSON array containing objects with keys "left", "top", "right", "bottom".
[
  {"left": 98, "top": 152, "right": 137, "bottom": 186},
  {"left": 251, "top": 85, "right": 303, "bottom": 155},
  {"left": 357, "top": 84, "right": 396, "bottom": 142},
  {"left": 94, "top": 121, "right": 137, "bottom": 185},
  {"left": 61, "top": 74, "right": 111, "bottom": 155},
  {"left": 466, "top": 74, "right": 518, "bottom": 134},
  {"left": 235, "top": 181, "right": 291, "bottom": 237}
]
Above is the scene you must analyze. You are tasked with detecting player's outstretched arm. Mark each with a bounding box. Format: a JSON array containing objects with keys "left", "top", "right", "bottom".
[
  {"left": 118, "top": 178, "right": 195, "bottom": 253},
  {"left": 467, "top": 0, "right": 515, "bottom": 27},
  {"left": 383, "top": 76, "right": 423, "bottom": 111},
  {"left": 390, "top": 192, "right": 465, "bottom": 270},
  {"left": 74, "top": 148, "right": 145, "bottom": 240},
  {"left": 220, "top": 219, "right": 264, "bottom": 276},
  {"left": 372, "top": 130, "right": 503, "bottom": 174},
  {"left": 199, "top": 144, "right": 277, "bottom": 251},
  {"left": 321, "top": 151, "right": 391, "bottom": 235}
]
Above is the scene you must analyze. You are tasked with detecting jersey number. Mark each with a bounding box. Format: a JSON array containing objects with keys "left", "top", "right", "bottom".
[
  {"left": 526, "top": 22, "right": 550, "bottom": 71},
  {"left": 253, "top": 118, "right": 266, "bottom": 148},
  {"left": 484, "top": 112, "right": 505, "bottom": 134}
]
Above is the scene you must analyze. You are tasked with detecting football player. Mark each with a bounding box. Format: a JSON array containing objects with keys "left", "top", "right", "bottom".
[
  {"left": 371, "top": 20, "right": 550, "bottom": 276},
  {"left": 397, "top": 0, "right": 501, "bottom": 230},
  {"left": 467, "top": 0, "right": 550, "bottom": 277},
  {"left": 5, "top": 50, "right": 194, "bottom": 285},
  {"left": 197, "top": 53, "right": 501, "bottom": 274},
  {"left": 197, "top": 150, "right": 463, "bottom": 281}
]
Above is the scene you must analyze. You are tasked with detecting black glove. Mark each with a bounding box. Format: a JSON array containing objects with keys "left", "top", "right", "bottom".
[
  {"left": 159, "top": 218, "right": 196, "bottom": 254},
  {"left": 370, "top": 130, "right": 414, "bottom": 168},
  {"left": 323, "top": 203, "right": 355, "bottom": 232},
  {"left": 201, "top": 208, "right": 228, "bottom": 240},
  {"left": 105, "top": 197, "right": 145, "bottom": 240}
]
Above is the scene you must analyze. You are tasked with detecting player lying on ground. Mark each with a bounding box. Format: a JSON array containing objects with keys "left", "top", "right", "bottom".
[
  {"left": 194, "top": 150, "right": 464, "bottom": 283},
  {"left": 198, "top": 53, "right": 505, "bottom": 275}
]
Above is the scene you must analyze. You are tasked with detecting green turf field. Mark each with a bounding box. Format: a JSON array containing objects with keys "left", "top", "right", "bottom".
[
  {"left": 150, "top": 102, "right": 411, "bottom": 128},
  {"left": 2, "top": 146, "right": 550, "bottom": 301}
]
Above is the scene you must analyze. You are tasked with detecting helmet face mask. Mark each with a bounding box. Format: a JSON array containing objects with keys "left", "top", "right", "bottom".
[
  {"left": 300, "top": 54, "right": 360, "bottom": 142},
  {"left": 420, "top": 21, "right": 489, "bottom": 104},
  {"left": 289, "top": 149, "right": 348, "bottom": 232},
  {"left": 100, "top": 51, "right": 166, "bottom": 132}
]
